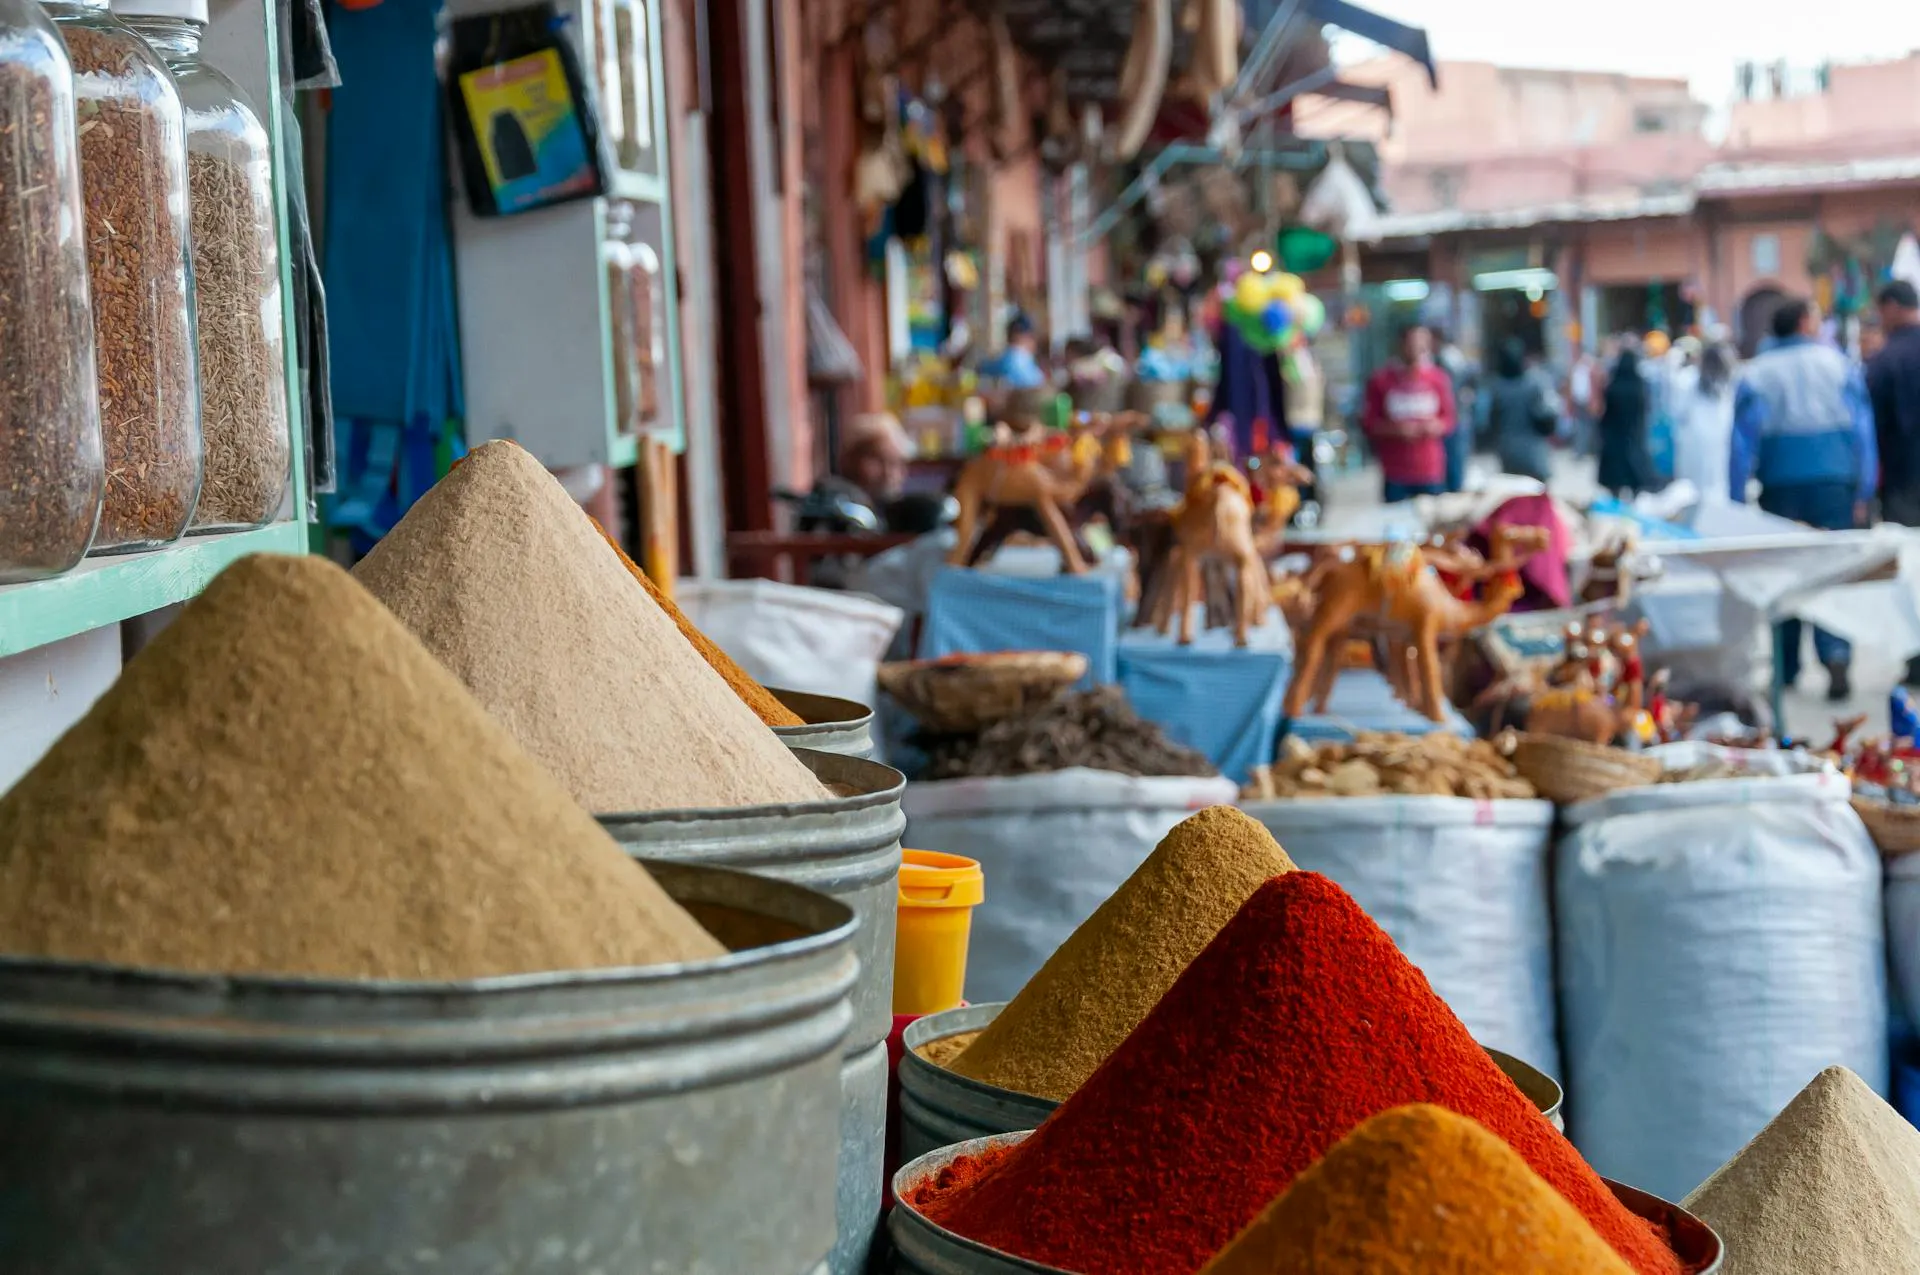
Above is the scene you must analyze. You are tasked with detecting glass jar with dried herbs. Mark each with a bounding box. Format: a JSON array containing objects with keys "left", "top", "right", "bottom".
[
  {"left": 0, "top": 0, "right": 105, "bottom": 582},
  {"left": 116, "top": 0, "right": 288, "bottom": 532},
  {"left": 43, "top": 0, "right": 202, "bottom": 554},
  {"left": 602, "top": 204, "right": 638, "bottom": 436}
]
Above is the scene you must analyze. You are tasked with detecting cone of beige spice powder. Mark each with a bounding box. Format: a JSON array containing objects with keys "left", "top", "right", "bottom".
[
  {"left": 0, "top": 553, "right": 725, "bottom": 981},
  {"left": 353, "top": 441, "right": 827, "bottom": 814}
]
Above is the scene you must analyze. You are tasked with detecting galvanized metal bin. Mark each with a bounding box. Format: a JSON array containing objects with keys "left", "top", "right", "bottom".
[
  {"left": 890, "top": 1133, "right": 1067, "bottom": 1275},
  {"left": 0, "top": 862, "right": 856, "bottom": 1275},
  {"left": 899, "top": 1003, "right": 1567, "bottom": 1163},
  {"left": 898, "top": 1003, "right": 1057, "bottom": 1164},
  {"left": 599, "top": 748, "right": 907, "bottom": 1275},
  {"left": 1606, "top": 1179, "right": 1724, "bottom": 1274},
  {"left": 770, "top": 688, "right": 877, "bottom": 760}
]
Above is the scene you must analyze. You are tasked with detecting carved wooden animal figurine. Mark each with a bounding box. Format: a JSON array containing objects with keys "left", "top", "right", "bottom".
[
  {"left": 1526, "top": 685, "right": 1656, "bottom": 746},
  {"left": 1148, "top": 462, "right": 1268, "bottom": 646},
  {"left": 1284, "top": 543, "right": 1529, "bottom": 724},
  {"left": 948, "top": 424, "right": 1130, "bottom": 574},
  {"left": 966, "top": 412, "right": 1148, "bottom": 565}
]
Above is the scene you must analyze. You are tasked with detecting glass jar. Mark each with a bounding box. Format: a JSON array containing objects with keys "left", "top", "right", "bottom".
[
  {"left": 118, "top": 0, "right": 284, "bottom": 532},
  {"left": 45, "top": 0, "right": 201, "bottom": 552},
  {"left": 0, "top": 0, "right": 104, "bottom": 581},
  {"left": 590, "top": 0, "right": 625, "bottom": 164},
  {"left": 602, "top": 229, "right": 638, "bottom": 436},
  {"left": 612, "top": 0, "right": 649, "bottom": 170},
  {"left": 628, "top": 239, "right": 662, "bottom": 426}
]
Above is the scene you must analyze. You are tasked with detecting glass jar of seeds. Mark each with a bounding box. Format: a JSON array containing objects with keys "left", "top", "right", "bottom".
[
  {"left": 602, "top": 206, "right": 638, "bottom": 435},
  {"left": 116, "top": 0, "right": 286, "bottom": 533},
  {"left": 0, "top": 0, "right": 105, "bottom": 582},
  {"left": 44, "top": 0, "right": 201, "bottom": 554}
]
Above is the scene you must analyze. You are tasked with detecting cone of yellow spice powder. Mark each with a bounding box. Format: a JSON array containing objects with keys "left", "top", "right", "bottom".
[
  {"left": 948, "top": 806, "right": 1296, "bottom": 1101},
  {"left": 1199, "top": 1105, "right": 1639, "bottom": 1274}
]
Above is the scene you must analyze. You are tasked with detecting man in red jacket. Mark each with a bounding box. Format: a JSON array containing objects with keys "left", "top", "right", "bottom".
[{"left": 1362, "top": 324, "right": 1458, "bottom": 502}]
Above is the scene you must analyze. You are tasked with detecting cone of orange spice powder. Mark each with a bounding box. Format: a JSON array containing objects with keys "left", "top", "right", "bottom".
[{"left": 1199, "top": 1105, "right": 1637, "bottom": 1274}]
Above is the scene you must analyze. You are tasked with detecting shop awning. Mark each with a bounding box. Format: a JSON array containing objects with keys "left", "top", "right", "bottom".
[{"left": 1295, "top": 0, "right": 1436, "bottom": 89}]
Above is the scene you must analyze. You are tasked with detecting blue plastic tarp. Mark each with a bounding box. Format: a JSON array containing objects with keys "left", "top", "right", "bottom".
[
  {"left": 919, "top": 569, "right": 1123, "bottom": 686},
  {"left": 1117, "top": 614, "right": 1291, "bottom": 783}
]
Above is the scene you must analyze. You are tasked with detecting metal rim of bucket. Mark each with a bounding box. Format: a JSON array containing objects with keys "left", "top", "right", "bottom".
[
  {"left": 1485, "top": 1047, "right": 1566, "bottom": 1131},
  {"left": 894, "top": 1136, "right": 1721, "bottom": 1275},
  {"left": 0, "top": 861, "right": 858, "bottom": 1114},
  {"left": 903, "top": 1003, "right": 1565, "bottom": 1129},
  {"left": 1604, "top": 1178, "right": 1724, "bottom": 1274},
  {"left": 597, "top": 747, "right": 903, "bottom": 827},
  {"left": 890, "top": 1131, "right": 1070, "bottom": 1275},
  {"left": 768, "top": 688, "right": 874, "bottom": 732},
  {"left": 898, "top": 1004, "right": 1060, "bottom": 1154}
]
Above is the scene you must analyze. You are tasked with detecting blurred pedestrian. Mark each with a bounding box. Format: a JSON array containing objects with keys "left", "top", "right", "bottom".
[
  {"left": 1671, "top": 342, "right": 1737, "bottom": 505},
  {"left": 1435, "top": 326, "right": 1476, "bottom": 490},
  {"left": 1733, "top": 297, "right": 1878, "bottom": 700},
  {"left": 1362, "top": 323, "right": 1456, "bottom": 502},
  {"left": 1597, "top": 338, "right": 1655, "bottom": 499},
  {"left": 1869, "top": 280, "right": 1920, "bottom": 684},
  {"left": 1481, "top": 337, "right": 1560, "bottom": 483}
]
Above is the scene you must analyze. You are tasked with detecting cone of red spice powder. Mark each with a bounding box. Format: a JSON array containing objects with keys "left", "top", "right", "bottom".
[{"left": 906, "top": 872, "right": 1686, "bottom": 1275}]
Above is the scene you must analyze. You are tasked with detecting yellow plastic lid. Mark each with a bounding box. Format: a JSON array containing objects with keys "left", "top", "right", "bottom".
[{"left": 899, "top": 849, "right": 985, "bottom": 909}]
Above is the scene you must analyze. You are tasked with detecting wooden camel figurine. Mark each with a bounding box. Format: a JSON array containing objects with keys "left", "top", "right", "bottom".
[
  {"left": 947, "top": 424, "right": 1131, "bottom": 574},
  {"left": 1284, "top": 541, "right": 1531, "bottom": 725},
  {"left": 965, "top": 411, "right": 1148, "bottom": 566},
  {"left": 1144, "top": 454, "right": 1268, "bottom": 647},
  {"left": 1289, "top": 523, "right": 1549, "bottom": 720}
]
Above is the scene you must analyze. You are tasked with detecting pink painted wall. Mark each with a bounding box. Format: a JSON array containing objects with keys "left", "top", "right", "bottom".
[{"left": 1727, "top": 55, "right": 1920, "bottom": 153}]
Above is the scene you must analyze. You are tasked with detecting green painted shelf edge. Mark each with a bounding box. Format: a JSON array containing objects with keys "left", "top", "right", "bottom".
[{"left": 0, "top": 521, "right": 308, "bottom": 659}]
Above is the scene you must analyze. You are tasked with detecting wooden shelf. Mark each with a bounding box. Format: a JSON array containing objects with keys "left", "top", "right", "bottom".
[{"left": 0, "top": 522, "right": 308, "bottom": 660}]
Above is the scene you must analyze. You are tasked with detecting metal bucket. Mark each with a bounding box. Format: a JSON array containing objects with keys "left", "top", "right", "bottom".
[
  {"left": 1486, "top": 1047, "right": 1565, "bottom": 1132},
  {"left": 0, "top": 861, "right": 856, "bottom": 1275},
  {"left": 891, "top": 1137, "right": 1720, "bottom": 1275},
  {"left": 899, "top": 1004, "right": 1566, "bottom": 1161},
  {"left": 891, "top": 1133, "right": 1065, "bottom": 1275},
  {"left": 1605, "top": 1178, "right": 1724, "bottom": 1274},
  {"left": 898, "top": 1003, "right": 1057, "bottom": 1164},
  {"left": 598, "top": 747, "right": 907, "bottom": 1275},
  {"left": 770, "top": 688, "right": 877, "bottom": 760}
]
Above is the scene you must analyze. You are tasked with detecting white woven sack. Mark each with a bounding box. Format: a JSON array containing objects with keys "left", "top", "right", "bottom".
[
  {"left": 1556, "top": 744, "right": 1885, "bottom": 1202},
  {"left": 903, "top": 770, "right": 1239, "bottom": 1002}
]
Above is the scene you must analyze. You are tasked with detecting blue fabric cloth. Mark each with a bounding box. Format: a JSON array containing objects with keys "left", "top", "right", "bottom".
[
  {"left": 322, "top": 0, "right": 465, "bottom": 549},
  {"left": 1208, "top": 320, "right": 1279, "bottom": 459},
  {"left": 1383, "top": 480, "right": 1446, "bottom": 503},
  {"left": 979, "top": 346, "right": 1047, "bottom": 389},
  {"left": 1283, "top": 669, "right": 1474, "bottom": 744},
  {"left": 1731, "top": 337, "right": 1879, "bottom": 504},
  {"left": 919, "top": 568, "right": 1122, "bottom": 685},
  {"left": 1116, "top": 619, "right": 1290, "bottom": 784}
]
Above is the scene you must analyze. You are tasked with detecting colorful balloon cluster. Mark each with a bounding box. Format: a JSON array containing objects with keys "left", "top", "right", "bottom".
[{"left": 1223, "top": 266, "right": 1327, "bottom": 354}]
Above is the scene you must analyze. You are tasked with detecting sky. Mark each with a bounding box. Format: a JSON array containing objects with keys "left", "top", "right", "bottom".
[{"left": 1337, "top": 0, "right": 1920, "bottom": 115}]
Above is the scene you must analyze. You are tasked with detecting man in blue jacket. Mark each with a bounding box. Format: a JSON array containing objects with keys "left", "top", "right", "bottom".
[{"left": 1731, "top": 297, "right": 1878, "bottom": 701}]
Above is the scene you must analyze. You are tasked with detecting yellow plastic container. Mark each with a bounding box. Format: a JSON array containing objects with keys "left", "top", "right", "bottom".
[{"left": 893, "top": 850, "right": 985, "bottom": 1016}]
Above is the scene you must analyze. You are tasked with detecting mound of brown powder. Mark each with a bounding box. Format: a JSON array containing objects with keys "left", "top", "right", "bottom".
[
  {"left": 948, "top": 805, "right": 1296, "bottom": 1100},
  {"left": 0, "top": 554, "right": 725, "bottom": 981},
  {"left": 1684, "top": 1066, "right": 1920, "bottom": 1274},
  {"left": 353, "top": 441, "right": 825, "bottom": 812}
]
